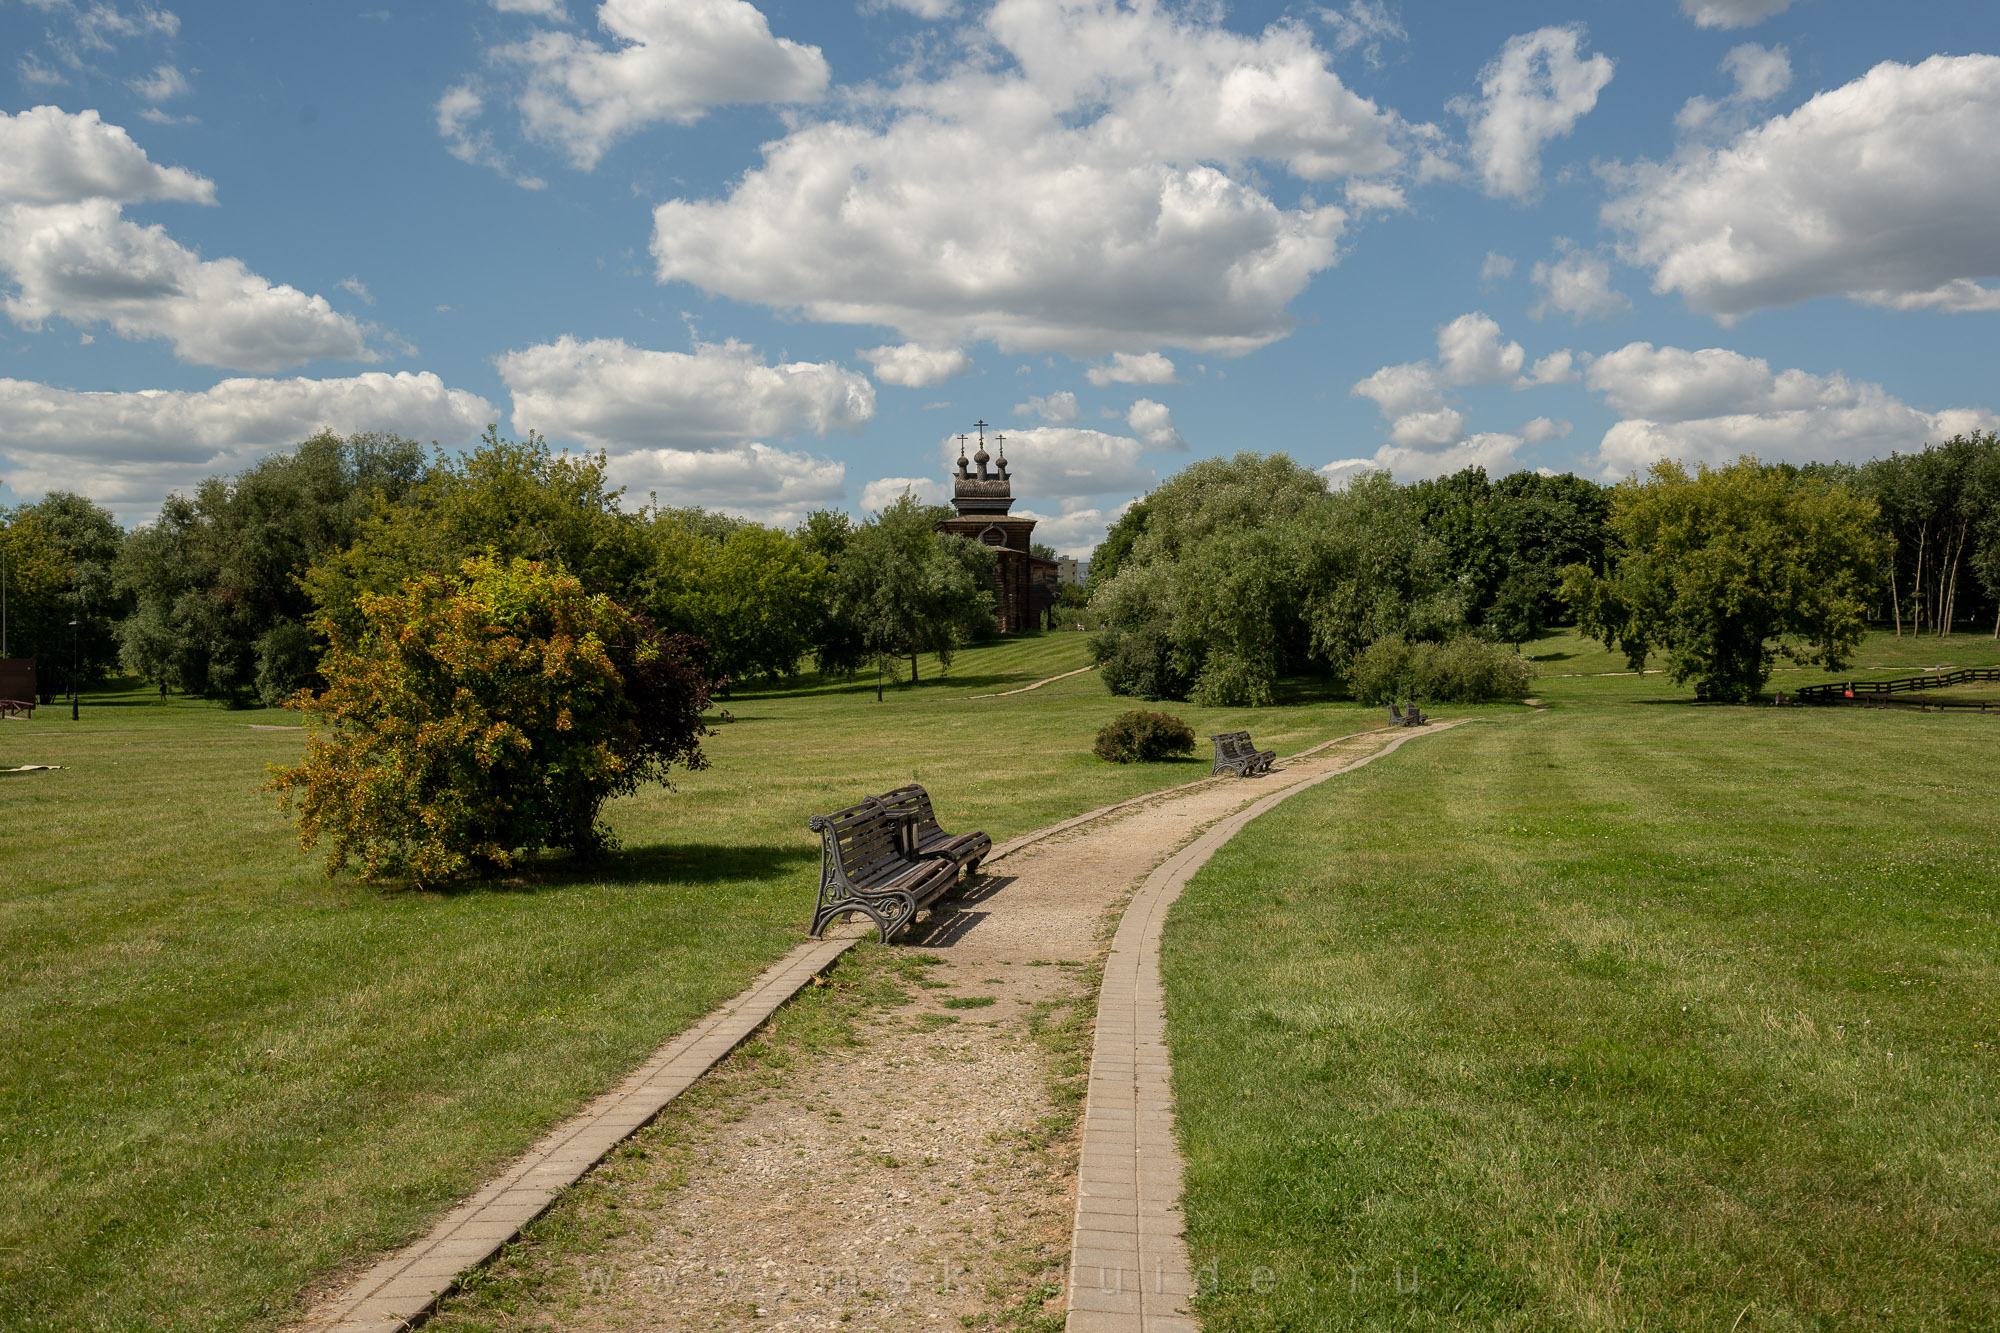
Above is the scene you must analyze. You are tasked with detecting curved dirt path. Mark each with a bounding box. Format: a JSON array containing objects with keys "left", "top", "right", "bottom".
[{"left": 416, "top": 724, "right": 1451, "bottom": 1332}]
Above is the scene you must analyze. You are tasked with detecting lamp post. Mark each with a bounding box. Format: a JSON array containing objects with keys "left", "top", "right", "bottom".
[{"left": 70, "top": 615, "right": 80, "bottom": 721}]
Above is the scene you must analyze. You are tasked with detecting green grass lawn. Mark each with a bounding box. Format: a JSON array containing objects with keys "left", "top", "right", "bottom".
[
  {"left": 0, "top": 633, "right": 1367, "bottom": 1333},
  {"left": 1163, "top": 667, "right": 2000, "bottom": 1329}
]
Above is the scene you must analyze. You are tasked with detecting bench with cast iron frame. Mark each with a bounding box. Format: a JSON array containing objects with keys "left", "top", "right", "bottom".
[
  {"left": 872, "top": 783, "right": 992, "bottom": 873},
  {"left": 1210, "top": 730, "right": 1275, "bottom": 777},
  {"left": 1390, "top": 703, "right": 1428, "bottom": 727},
  {"left": 807, "top": 787, "right": 989, "bottom": 943}
]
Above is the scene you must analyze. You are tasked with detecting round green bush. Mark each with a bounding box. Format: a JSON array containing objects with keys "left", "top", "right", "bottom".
[
  {"left": 1094, "top": 709, "right": 1197, "bottom": 763},
  {"left": 1347, "top": 632, "right": 1535, "bottom": 704}
]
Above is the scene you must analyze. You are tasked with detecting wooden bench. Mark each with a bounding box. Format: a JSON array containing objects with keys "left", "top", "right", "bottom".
[
  {"left": 1389, "top": 703, "right": 1428, "bottom": 727},
  {"left": 1210, "top": 730, "right": 1275, "bottom": 777},
  {"left": 807, "top": 798, "right": 961, "bottom": 943},
  {"left": 0, "top": 699, "right": 33, "bottom": 720},
  {"left": 873, "top": 783, "right": 992, "bottom": 874}
]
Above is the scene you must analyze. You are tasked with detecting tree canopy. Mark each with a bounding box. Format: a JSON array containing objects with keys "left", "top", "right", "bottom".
[
  {"left": 1561, "top": 458, "right": 1885, "bottom": 701},
  {"left": 117, "top": 431, "right": 426, "bottom": 703}
]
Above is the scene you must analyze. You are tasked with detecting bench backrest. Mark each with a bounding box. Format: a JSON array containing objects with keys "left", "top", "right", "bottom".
[
  {"left": 1390, "top": 703, "right": 1405, "bottom": 720},
  {"left": 810, "top": 799, "right": 907, "bottom": 885},
  {"left": 1211, "top": 732, "right": 1246, "bottom": 761},
  {"left": 875, "top": 783, "right": 946, "bottom": 847}
]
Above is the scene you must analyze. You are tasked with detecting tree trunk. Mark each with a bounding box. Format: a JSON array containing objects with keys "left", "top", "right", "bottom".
[
  {"left": 1942, "top": 533, "right": 1965, "bottom": 637},
  {"left": 909, "top": 652, "right": 919, "bottom": 685},
  {"left": 1890, "top": 564, "right": 1902, "bottom": 637},
  {"left": 1912, "top": 521, "right": 1931, "bottom": 635}
]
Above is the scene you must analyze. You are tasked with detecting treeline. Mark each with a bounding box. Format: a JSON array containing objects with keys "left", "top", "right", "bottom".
[
  {"left": 1087, "top": 434, "right": 2000, "bottom": 706},
  {"left": 0, "top": 429, "right": 996, "bottom": 706},
  {"left": 5, "top": 429, "right": 1998, "bottom": 710}
]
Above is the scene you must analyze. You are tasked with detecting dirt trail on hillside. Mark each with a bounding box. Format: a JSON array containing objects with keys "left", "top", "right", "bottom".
[{"left": 433, "top": 728, "right": 1408, "bottom": 1332}]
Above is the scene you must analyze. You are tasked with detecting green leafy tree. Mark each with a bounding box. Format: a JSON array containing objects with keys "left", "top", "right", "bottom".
[
  {"left": 642, "top": 514, "right": 828, "bottom": 684},
  {"left": 1561, "top": 457, "right": 1885, "bottom": 701},
  {"left": 1085, "top": 499, "right": 1148, "bottom": 599},
  {"left": 1408, "top": 466, "right": 1609, "bottom": 632},
  {"left": 117, "top": 432, "right": 427, "bottom": 703},
  {"left": 266, "top": 555, "right": 716, "bottom": 882},
  {"left": 303, "top": 427, "right": 650, "bottom": 639},
  {"left": 0, "top": 513, "right": 73, "bottom": 698},
  {"left": 1091, "top": 458, "right": 1463, "bottom": 706},
  {"left": 1857, "top": 433, "right": 2000, "bottom": 636},
  {"left": 3, "top": 492, "right": 125, "bottom": 699},
  {"left": 824, "top": 493, "right": 996, "bottom": 693}
]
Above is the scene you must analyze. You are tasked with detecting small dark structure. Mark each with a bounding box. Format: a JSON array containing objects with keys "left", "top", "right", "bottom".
[
  {"left": 1390, "top": 703, "right": 1428, "bottom": 727},
  {"left": 936, "top": 422, "right": 1060, "bottom": 633},
  {"left": 807, "top": 785, "right": 990, "bottom": 942},
  {"left": 0, "top": 658, "right": 34, "bottom": 718},
  {"left": 1210, "top": 731, "right": 1275, "bottom": 777}
]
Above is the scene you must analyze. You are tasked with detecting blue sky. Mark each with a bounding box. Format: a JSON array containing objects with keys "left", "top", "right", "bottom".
[{"left": 2, "top": 0, "right": 1996, "bottom": 552}]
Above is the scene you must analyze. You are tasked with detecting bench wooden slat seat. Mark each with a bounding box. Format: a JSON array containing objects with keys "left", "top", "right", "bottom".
[
  {"left": 808, "top": 798, "right": 960, "bottom": 943},
  {"left": 1389, "top": 703, "right": 1428, "bottom": 727},
  {"left": 1210, "top": 730, "right": 1275, "bottom": 777},
  {"left": 873, "top": 783, "right": 992, "bottom": 873}
]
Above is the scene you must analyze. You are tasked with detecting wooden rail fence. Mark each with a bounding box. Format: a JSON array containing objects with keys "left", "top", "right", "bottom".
[{"left": 1792, "top": 667, "right": 2000, "bottom": 712}]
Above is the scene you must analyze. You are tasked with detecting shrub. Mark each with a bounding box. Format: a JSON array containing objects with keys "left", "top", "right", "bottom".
[
  {"left": 1347, "top": 632, "right": 1534, "bottom": 705},
  {"left": 1091, "top": 622, "right": 1192, "bottom": 701},
  {"left": 265, "top": 555, "right": 717, "bottom": 883},
  {"left": 1094, "top": 709, "right": 1197, "bottom": 763}
]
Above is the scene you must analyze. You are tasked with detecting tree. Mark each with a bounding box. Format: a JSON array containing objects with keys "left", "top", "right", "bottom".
[
  {"left": 0, "top": 514, "right": 72, "bottom": 697},
  {"left": 1857, "top": 434, "right": 2000, "bottom": 637},
  {"left": 642, "top": 513, "right": 828, "bottom": 684},
  {"left": 1091, "top": 458, "right": 1464, "bottom": 706},
  {"left": 266, "top": 555, "right": 716, "bottom": 883},
  {"left": 118, "top": 432, "right": 427, "bottom": 703},
  {"left": 1086, "top": 500, "right": 1148, "bottom": 599},
  {"left": 823, "top": 494, "right": 996, "bottom": 693},
  {"left": 303, "top": 427, "right": 650, "bottom": 640},
  {"left": 1408, "top": 466, "right": 1609, "bottom": 632},
  {"left": 1561, "top": 458, "right": 1885, "bottom": 701},
  {"left": 3, "top": 492, "right": 125, "bottom": 700}
]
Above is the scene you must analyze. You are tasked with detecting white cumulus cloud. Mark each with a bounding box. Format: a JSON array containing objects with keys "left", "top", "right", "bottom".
[
  {"left": 496, "top": 335, "right": 870, "bottom": 511},
  {"left": 1351, "top": 312, "right": 1572, "bottom": 460},
  {"left": 1016, "top": 390, "right": 1079, "bottom": 424},
  {"left": 1086, "top": 352, "right": 1180, "bottom": 386},
  {"left": 1454, "top": 26, "right": 1614, "bottom": 199},
  {"left": 1435, "top": 311, "right": 1524, "bottom": 384},
  {"left": 0, "top": 105, "right": 212, "bottom": 206},
  {"left": 450, "top": 0, "right": 830, "bottom": 175},
  {"left": 0, "top": 107, "right": 372, "bottom": 370},
  {"left": 0, "top": 371, "right": 492, "bottom": 518},
  {"left": 1584, "top": 340, "right": 1999, "bottom": 475},
  {"left": 1529, "top": 238, "right": 1630, "bottom": 322},
  {"left": 1126, "top": 397, "right": 1185, "bottom": 451},
  {"left": 652, "top": 0, "right": 1417, "bottom": 359},
  {"left": 1604, "top": 55, "right": 2000, "bottom": 320},
  {"left": 862, "top": 342, "right": 971, "bottom": 388},
  {"left": 861, "top": 475, "right": 952, "bottom": 510}
]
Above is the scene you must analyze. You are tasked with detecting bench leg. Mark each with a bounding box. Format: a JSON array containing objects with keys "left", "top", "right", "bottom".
[{"left": 813, "top": 895, "right": 909, "bottom": 944}]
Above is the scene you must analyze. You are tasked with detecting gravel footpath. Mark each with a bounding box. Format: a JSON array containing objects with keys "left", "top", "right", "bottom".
[{"left": 426, "top": 728, "right": 1406, "bottom": 1332}]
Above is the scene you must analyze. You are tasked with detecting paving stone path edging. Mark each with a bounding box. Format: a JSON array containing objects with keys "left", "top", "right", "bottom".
[
  {"left": 1065, "top": 720, "right": 1467, "bottom": 1332},
  {"left": 294, "top": 718, "right": 1405, "bottom": 1333},
  {"left": 980, "top": 724, "right": 1395, "bottom": 870},
  {"left": 297, "top": 936, "right": 861, "bottom": 1333}
]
